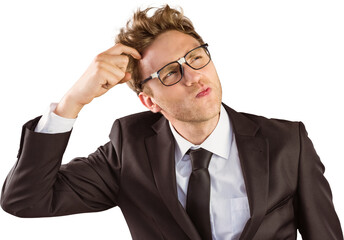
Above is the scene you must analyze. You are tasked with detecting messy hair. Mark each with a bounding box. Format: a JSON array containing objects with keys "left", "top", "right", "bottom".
[{"left": 115, "top": 5, "right": 204, "bottom": 95}]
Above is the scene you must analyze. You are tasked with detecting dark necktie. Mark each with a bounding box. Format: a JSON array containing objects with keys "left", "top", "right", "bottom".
[{"left": 186, "top": 148, "right": 213, "bottom": 240}]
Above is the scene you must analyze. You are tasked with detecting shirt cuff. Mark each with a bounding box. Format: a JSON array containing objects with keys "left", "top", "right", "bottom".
[{"left": 35, "top": 103, "right": 76, "bottom": 134}]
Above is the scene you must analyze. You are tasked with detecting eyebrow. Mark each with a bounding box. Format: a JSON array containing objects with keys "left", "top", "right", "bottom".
[
  {"left": 163, "top": 63, "right": 179, "bottom": 72},
  {"left": 157, "top": 44, "right": 200, "bottom": 69}
]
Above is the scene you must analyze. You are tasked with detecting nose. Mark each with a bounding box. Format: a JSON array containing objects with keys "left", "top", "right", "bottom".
[{"left": 181, "top": 62, "right": 202, "bottom": 87}]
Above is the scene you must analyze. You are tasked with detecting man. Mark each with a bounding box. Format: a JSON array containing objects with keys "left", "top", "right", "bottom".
[{"left": 1, "top": 4, "right": 343, "bottom": 240}]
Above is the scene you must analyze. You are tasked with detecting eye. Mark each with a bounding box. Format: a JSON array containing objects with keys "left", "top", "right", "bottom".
[
  {"left": 162, "top": 70, "right": 177, "bottom": 81},
  {"left": 188, "top": 54, "right": 203, "bottom": 64},
  {"left": 192, "top": 55, "right": 202, "bottom": 61},
  {"left": 160, "top": 62, "right": 180, "bottom": 83}
]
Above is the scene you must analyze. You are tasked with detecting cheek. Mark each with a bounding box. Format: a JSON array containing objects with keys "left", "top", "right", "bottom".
[
  {"left": 204, "top": 62, "right": 218, "bottom": 78},
  {"left": 153, "top": 85, "right": 186, "bottom": 104}
]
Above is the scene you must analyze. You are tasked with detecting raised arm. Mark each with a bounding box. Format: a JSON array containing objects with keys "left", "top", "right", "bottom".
[
  {"left": 1, "top": 44, "right": 140, "bottom": 217},
  {"left": 55, "top": 43, "right": 141, "bottom": 118}
]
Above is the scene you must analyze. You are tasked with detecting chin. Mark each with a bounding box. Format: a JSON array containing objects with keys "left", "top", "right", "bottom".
[{"left": 185, "top": 102, "right": 221, "bottom": 123}]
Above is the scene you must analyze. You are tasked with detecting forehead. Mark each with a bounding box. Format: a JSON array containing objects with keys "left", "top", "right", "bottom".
[{"left": 140, "top": 30, "right": 201, "bottom": 76}]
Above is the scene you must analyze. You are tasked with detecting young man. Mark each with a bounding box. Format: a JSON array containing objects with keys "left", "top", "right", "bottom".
[{"left": 1, "top": 5, "right": 343, "bottom": 240}]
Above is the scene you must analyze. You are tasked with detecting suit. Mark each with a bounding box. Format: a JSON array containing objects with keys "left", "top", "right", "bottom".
[{"left": 1, "top": 104, "right": 343, "bottom": 239}]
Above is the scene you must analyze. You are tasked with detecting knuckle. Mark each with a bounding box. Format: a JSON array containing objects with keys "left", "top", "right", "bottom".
[
  {"left": 94, "top": 53, "right": 103, "bottom": 62},
  {"left": 119, "top": 70, "right": 126, "bottom": 79},
  {"left": 94, "top": 61, "right": 102, "bottom": 70},
  {"left": 94, "top": 62, "right": 105, "bottom": 75},
  {"left": 121, "top": 55, "right": 129, "bottom": 65}
]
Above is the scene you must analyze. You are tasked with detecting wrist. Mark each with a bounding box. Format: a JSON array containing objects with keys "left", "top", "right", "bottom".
[{"left": 54, "top": 94, "right": 85, "bottom": 119}]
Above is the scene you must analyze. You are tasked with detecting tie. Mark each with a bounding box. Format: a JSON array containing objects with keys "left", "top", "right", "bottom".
[{"left": 186, "top": 148, "right": 213, "bottom": 240}]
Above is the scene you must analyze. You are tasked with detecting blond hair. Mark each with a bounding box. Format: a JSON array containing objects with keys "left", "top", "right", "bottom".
[{"left": 115, "top": 5, "right": 204, "bottom": 95}]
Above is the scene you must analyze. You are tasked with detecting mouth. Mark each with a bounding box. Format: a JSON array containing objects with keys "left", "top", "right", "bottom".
[{"left": 196, "top": 87, "right": 211, "bottom": 98}]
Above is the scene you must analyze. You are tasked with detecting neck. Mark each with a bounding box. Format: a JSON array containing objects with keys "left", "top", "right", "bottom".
[{"left": 169, "top": 113, "right": 220, "bottom": 145}]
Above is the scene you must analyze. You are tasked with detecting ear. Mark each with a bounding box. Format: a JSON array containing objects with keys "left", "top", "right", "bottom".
[{"left": 138, "top": 92, "right": 162, "bottom": 113}]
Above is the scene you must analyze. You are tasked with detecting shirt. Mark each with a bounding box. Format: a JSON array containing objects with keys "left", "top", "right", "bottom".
[
  {"left": 35, "top": 104, "right": 250, "bottom": 240},
  {"left": 169, "top": 105, "right": 250, "bottom": 239}
]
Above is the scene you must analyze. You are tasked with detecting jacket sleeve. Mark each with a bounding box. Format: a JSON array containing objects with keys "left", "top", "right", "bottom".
[
  {"left": 296, "top": 122, "right": 343, "bottom": 239},
  {"left": 1, "top": 116, "right": 121, "bottom": 217}
]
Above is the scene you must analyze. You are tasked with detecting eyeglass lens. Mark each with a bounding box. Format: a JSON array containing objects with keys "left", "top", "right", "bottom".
[{"left": 159, "top": 46, "right": 210, "bottom": 85}]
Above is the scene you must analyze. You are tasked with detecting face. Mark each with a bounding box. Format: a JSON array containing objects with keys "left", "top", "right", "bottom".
[{"left": 139, "top": 30, "right": 222, "bottom": 125}]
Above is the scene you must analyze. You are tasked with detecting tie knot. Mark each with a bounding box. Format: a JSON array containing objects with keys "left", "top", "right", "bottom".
[{"left": 188, "top": 148, "right": 213, "bottom": 171}]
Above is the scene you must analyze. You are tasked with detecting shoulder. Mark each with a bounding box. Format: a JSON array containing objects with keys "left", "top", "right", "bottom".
[
  {"left": 240, "top": 112, "right": 303, "bottom": 149},
  {"left": 242, "top": 112, "right": 299, "bottom": 131},
  {"left": 109, "top": 110, "right": 164, "bottom": 138},
  {"left": 223, "top": 104, "right": 301, "bottom": 140}
]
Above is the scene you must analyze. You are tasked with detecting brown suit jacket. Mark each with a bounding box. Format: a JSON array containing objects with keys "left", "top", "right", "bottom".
[{"left": 1, "top": 104, "right": 343, "bottom": 239}]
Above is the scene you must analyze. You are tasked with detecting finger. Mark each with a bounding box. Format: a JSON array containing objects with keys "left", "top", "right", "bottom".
[
  {"left": 98, "top": 67, "right": 124, "bottom": 90},
  {"left": 119, "top": 72, "right": 132, "bottom": 84},
  {"left": 104, "top": 43, "right": 141, "bottom": 59},
  {"left": 97, "top": 60, "right": 127, "bottom": 81},
  {"left": 96, "top": 54, "right": 129, "bottom": 71}
]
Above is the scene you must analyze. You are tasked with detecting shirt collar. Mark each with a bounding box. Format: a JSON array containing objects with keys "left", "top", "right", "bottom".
[{"left": 169, "top": 104, "right": 232, "bottom": 164}]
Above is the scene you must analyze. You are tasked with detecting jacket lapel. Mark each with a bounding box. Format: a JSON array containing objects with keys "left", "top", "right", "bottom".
[
  {"left": 144, "top": 116, "right": 201, "bottom": 240},
  {"left": 224, "top": 105, "right": 269, "bottom": 240},
  {"left": 145, "top": 105, "right": 269, "bottom": 239}
]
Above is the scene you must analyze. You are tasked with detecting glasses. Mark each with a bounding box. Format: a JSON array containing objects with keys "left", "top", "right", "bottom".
[{"left": 140, "top": 43, "right": 211, "bottom": 87}]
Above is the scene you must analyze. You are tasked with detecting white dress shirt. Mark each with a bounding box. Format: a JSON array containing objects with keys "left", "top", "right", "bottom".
[
  {"left": 169, "top": 105, "right": 250, "bottom": 240},
  {"left": 35, "top": 104, "right": 250, "bottom": 240},
  {"left": 35, "top": 103, "right": 76, "bottom": 133}
]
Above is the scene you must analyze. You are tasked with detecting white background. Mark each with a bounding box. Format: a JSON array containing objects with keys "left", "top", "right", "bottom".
[{"left": 0, "top": 0, "right": 343, "bottom": 239}]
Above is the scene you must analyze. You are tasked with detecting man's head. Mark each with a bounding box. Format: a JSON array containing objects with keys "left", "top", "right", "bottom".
[
  {"left": 116, "top": 5, "right": 222, "bottom": 125},
  {"left": 116, "top": 5, "right": 204, "bottom": 95}
]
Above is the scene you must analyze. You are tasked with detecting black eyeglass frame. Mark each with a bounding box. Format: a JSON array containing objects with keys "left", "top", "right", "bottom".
[{"left": 140, "top": 43, "right": 211, "bottom": 88}]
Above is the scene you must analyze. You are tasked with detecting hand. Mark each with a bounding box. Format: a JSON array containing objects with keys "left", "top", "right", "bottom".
[{"left": 55, "top": 44, "right": 141, "bottom": 118}]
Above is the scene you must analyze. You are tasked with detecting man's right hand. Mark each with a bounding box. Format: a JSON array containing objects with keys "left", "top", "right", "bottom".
[{"left": 54, "top": 44, "right": 141, "bottom": 119}]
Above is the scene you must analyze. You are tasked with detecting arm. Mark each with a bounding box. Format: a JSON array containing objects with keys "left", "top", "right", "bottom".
[
  {"left": 1, "top": 117, "right": 121, "bottom": 217},
  {"left": 1, "top": 43, "right": 141, "bottom": 217},
  {"left": 54, "top": 43, "right": 141, "bottom": 119},
  {"left": 296, "top": 122, "right": 343, "bottom": 239}
]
